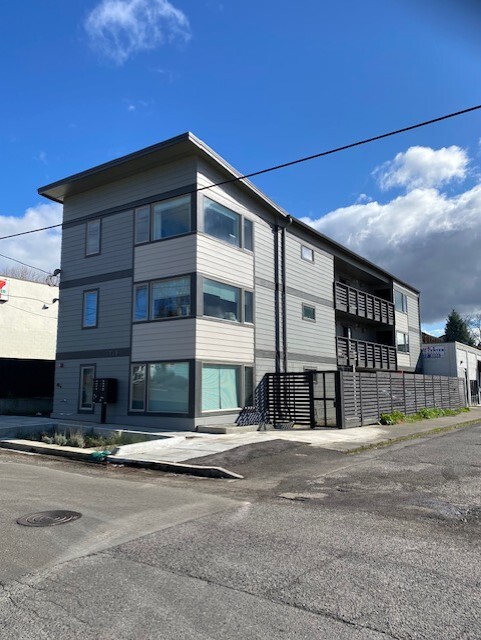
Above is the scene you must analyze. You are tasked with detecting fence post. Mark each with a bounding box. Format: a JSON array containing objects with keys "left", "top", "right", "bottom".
[
  {"left": 308, "top": 371, "right": 315, "bottom": 429},
  {"left": 336, "top": 371, "right": 345, "bottom": 429}
]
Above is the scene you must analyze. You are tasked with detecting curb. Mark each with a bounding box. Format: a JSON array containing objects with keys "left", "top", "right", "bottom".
[
  {"left": 0, "top": 440, "right": 243, "bottom": 480},
  {"left": 343, "top": 418, "right": 481, "bottom": 455},
  {"left": 107, "top": 456, "right": 244, "bottom": 479}
]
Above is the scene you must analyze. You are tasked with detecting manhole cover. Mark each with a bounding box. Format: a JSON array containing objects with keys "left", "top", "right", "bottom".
[{"left": 17, "top": 510, "right": 82, "bottom": 527}]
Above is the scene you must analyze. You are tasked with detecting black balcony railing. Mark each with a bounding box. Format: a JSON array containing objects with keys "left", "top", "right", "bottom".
[
  {"left": 336, "top": 336, "right": 397, "bottom": 371},
  {"left": 334, "top": 282, "right": 394, "bottom": 325}
]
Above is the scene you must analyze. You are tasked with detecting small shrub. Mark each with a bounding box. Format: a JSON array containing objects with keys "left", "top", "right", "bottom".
[
  {"left": 41, "top": 434, "right": 53, "bottom": 444},
  {"left": 67, "top": 431, "right": 85, "bottom": 448},
  {"left": 53, "top": 432, "right": 68, "bottom": 446},
  {"left": 380, "top": 411, "right": 405, "bottom": 425}
]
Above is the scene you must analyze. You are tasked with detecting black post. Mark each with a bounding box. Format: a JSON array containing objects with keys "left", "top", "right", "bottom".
[{"left": 100, "top": 402, "right": 107, "bottom": 424}]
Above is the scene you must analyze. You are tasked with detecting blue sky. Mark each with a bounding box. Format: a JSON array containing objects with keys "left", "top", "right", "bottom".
[{"left": 1, "top": 0, "right": 481, "bottom": 331}]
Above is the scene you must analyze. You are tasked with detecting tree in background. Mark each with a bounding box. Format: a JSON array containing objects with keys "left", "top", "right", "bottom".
[
  {"left": 465, "top": 312, "right": 481, "bottom": 347},
  {"left": 0, "top": 264, "right": 47, "bottom": 284},
  {"left": 444, "top": 309, "right": 476, "bottom": 346}
]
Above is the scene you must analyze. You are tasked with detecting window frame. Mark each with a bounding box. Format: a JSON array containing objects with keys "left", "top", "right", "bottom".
[
  {"left": 201, "top": 362, "right": 255, "bottom": 414},
  {"left": 82, "top": 289, "right": 99, "bottom": 329},
  {"left": 394, "top": 290, "right": 408, "bottom": 313},
  {"left": 151, "top": 194, "right": 192, "bottom": 242},
  {"left": 201, "top": 277, "right": 254, "bottom": 325},
  {"left": 302, "top": 303, "right": 316, "bottom": 322},
  {"left": 301, "top": 245, "right": 314, "bottom": 262},
  {"left": 202, "top": 196, "right": 254, "bottom": 251},
  {"left": 78, "top": 364, "right": 96, "bottom": 412},
  {"left": 134, "top": 194, "right": 195, "bottom": 246},
  {"left": 396, "top": 331, "right": 410, "bottom": 353},
  {"left": 133, "top": 284, "right": 149, "bottom": 322},
  {"left": 132, "top": 275, "right": 194, "bottom": 323},
  {"left": 129, "top": 363, "right": 146, "bottom": 412},
  {"left": 85, "top": 219, "right": 101, "bottom": 257}
]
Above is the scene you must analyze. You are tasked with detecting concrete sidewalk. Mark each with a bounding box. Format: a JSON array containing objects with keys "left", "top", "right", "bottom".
[{"left": 108, "top": 407, "right": 481, "bottom": 464}]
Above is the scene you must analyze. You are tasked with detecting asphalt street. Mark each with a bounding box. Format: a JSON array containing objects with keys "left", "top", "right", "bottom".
[{"left": 0, "top": 424, "right": 480, "bottom": 639}]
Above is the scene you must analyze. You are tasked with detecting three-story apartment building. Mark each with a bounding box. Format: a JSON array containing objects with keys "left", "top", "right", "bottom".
[{"left": 39, "top": 133, "right": 421, "bottom": 430}]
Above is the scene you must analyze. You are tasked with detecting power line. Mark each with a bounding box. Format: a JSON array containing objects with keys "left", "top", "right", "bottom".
[
  {"left": 1, "top": 102, "right": 481, "bottom": 243},
  {"left": 0, "top": 252, "right": 51, "bottom": 275}
]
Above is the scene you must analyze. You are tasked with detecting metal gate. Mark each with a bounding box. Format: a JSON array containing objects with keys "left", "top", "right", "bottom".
[{"left": 265, "top": 371, "right": 340, "bottom": 428}]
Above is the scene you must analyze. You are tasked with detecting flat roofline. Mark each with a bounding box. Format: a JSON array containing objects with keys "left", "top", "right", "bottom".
[{"left": 38, "top": 132, "right": 419, "bottom": 294}]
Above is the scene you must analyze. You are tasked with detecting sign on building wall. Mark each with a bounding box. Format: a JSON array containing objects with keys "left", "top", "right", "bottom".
[
  {"left": 422, "top": 345, "right": 445, "bottom": 359},
  {"left": 0, "top": 279, "right": 8, "bottom": 301}
]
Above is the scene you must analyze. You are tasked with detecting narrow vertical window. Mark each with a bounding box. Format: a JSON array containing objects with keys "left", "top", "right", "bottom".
[
  {"left": 82, "top": 290, "right": 98, "bottom": 328},
  {"left": 244, "top": 218, "right": 253, "bottom": 251},
  {"left": 79, "top": 365, "right": 95, "bottom": 410},
  {"left": 135, "top": 206, "right": 150, "bottom": 244},
  {"left": 130, "top": 364, "right": 146, "bottom": 411},
  {"left": 244, "top": 291, "right": 254, "bottom": 323},
  {"left": 86, "top": 220, "right": 100, "bottom": 256},
  {"left": 134, "top": 284, "right": 148, "bottom": 321},
  {"left": 244, "top": 366, "right": 254, "bottom": 407}
]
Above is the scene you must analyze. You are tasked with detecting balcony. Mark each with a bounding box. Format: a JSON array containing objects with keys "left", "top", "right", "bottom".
[
  {"left": 334, "top": 282, "right": 394, "bottom": 325},
  {"left": 337, "top": 337, "right": 397, "bottom": 371}
]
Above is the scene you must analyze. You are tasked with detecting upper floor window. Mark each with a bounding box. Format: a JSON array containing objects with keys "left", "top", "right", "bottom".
[
  {"left": 396, "top": 331, "right": 410, "bottom": 353},
  {"left": 134, "top": 195, "right": 192, "bottom": 245},
  {"left": 243, "top": 218, "right": 254, "bottom": 251},
  {"left": 204, "top": 198, "right": 240, "bottom": 247},
  {"left": 85, "top": 220, "right": 101, "bottom": 256},
  {"left": 133, "top": 276, "right": 192, "bottom": 322},
  {"left": 301, "top": 245, "right": 314, "bottom": 262},
  {"left": 82, "top": 290, "right": 98, "bottom": 328},
  {"left": 394, "top": 290, "right": 408, "bottom": 313},
  {"left": 302, "top": 304, "right": 316, "bottom": 321},
  {"left": 204, "top": 279, "right": 240, "bottom": 322},
  {"left": 152, "top": 195, "right": 191, "bottom": 241}
]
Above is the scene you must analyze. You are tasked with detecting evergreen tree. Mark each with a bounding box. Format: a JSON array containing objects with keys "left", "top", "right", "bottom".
[{"left": 444, "top": 309, "right": 476, "bottom": 346}]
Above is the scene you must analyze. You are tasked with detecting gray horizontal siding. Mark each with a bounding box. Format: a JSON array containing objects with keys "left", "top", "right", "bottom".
[
  {"left": 51, "top": 356, "right": 130, "bottom": 421},
  {"left": 60, "top": 210, "right": 134, "bottom": 280},
  {"left": 285, "top": 232, "right": 335, "bottom": 302},
  {"left": 62, "top": 157, "right": 197, "bottom": 222},
  {"left": 135, "top": 234, "right": 197, "bottom": 282},
  {"left": 285, "top": 293, "right": 336, "bottom": 360},
  {"left": 56, "top": 278, "right": 132, "bottom": 353},
  {"left": 132, "top": 319, "right": 196, "bottom": 361},
  {"left": 255, "top": 284, "right": 276, "bottom": 351}
]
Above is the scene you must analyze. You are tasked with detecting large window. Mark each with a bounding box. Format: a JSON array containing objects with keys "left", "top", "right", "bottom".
[
  {"left": 396, "top": 332, "right": 410, "bottom": 353},
  {"left": 147, "top": 362, "right": 190, "bottom": 413},
  {"left": 151, "top": 277, "right": 191, "bottom": 319},
  {"left": 202, "top": 364, "right": 240, "bottom": 411},
  {"left": 204, "top": 198, "right": 241, "bottom": 247},
  {"left": 134, "top": 195, "right": 192, "bottom": 245},
  {"left": 79, "top": 365, "right": 95, "bottom": 411},
  {"left": 82, "top": 290, "right": 98, "bottom": 328},
  {"left": 152, "top": 195, "right": 191, "bottom": 241},
  {"left": 203, "top": 279, "right": 240, "bottom": 321},
  {"left": 133, "top": 277, "right": 192, "bottom": 321},
  {"left": 85, "top": 220, "right": 101, "bottom": 256},
  {"left": 394, "top": 290, "right": 408, "bottom": 313}
]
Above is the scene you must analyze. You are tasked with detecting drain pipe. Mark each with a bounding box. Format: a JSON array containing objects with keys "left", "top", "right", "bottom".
[
  {"left": 281, "top": 216, "right": 293, "bottom": 372},
  {"left": 274, "top": 217, "right": 281, "bottom": 373}
]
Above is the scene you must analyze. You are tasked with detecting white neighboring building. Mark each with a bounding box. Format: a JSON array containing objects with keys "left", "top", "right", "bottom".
[
  {"left": 422, "top": 341, "right": 481, "bottom": 405},
  {"left": 0, "top": 275, "right": 58, "bottom": 360}
]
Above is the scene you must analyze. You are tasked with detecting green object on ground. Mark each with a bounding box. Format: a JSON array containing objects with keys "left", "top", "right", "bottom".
[{"left": 90, "top": 450, "right": 111, "bottom": 461}]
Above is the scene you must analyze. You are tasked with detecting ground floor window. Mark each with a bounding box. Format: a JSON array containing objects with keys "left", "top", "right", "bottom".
[
  {"left": 79, "top": 365, "right": 95, "bottom": 411},
  {"left": 202, "top": 364, "right": 241, "bottom": 411},
  {"left": 130, "top": 361, "right": 190, "bottom": 413}
]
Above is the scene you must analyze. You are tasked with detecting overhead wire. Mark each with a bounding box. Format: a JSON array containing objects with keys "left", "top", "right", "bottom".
[{"left": 0, "top": 103, "right": 480, "bottom": 243}]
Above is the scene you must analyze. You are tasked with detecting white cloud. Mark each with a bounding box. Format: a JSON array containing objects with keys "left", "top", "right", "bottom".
[
  {"left": 375, "top": 145, "right": 468, "bottom": 190},
  {"left": 85, "top": 0, "right": 191, "bottom": 65},
  {"left": 0, "top": 204, "right": 62, "bottom": 278},
  {"left": 302, "top": 145, "right": 481, "bottom": 325}
]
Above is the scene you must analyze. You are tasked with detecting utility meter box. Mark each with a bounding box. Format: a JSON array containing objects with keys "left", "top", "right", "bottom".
[{"left": 92, "top": 378, "right": 118, "bottom": 404}]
